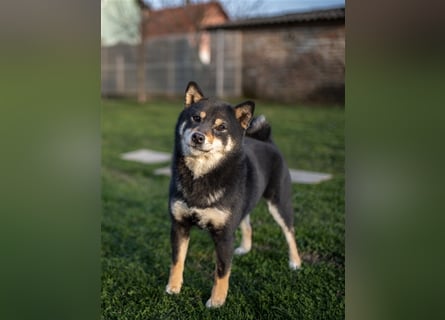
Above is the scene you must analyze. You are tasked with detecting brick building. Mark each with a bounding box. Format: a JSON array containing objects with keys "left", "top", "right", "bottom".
[{"left": 206, "top": 8, "right": 345, "bottom": 105}]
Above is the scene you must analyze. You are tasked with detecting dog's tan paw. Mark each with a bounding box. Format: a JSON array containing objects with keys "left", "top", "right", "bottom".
[
  {"left": 289, "top": 260, "right": 302, "bottom": 270},
  {"left": 205, "top": 297, "right": 225, "bottom": 308},
  {"left": 234, "top": 246, "right": 250, "bottom": 255},
  {"left": 165, "top": 284, "right": 181, "bottom": 294}
]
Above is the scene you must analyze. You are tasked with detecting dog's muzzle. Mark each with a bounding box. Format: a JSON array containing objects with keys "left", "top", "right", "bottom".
[{"left": 182, "top": 129, "right": 211, "bottom": 155}]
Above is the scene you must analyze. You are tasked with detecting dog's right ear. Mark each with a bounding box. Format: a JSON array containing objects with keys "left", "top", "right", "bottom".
[
  {"left": 185, "top": 81, "right": 204, "bottom": 108},
  {"left": 234, "top": 101, "right": 255, "bottom": 130}
]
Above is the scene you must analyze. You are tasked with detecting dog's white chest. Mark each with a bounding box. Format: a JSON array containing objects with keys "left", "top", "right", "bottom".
[{"left": 171, "top": 200, "right": 230, "bottom": 229}]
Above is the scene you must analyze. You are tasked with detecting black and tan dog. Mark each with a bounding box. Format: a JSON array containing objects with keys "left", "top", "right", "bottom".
[{"left": 166, "top": 81, "right": 302, "bottom": 308}]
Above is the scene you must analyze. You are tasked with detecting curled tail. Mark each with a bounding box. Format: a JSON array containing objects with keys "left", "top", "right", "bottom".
[{"left": 246, "top": 115, "right": 272, "bottom": 142}]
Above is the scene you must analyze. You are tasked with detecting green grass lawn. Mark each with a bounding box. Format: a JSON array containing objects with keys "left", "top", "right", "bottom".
[{"left": 101, "top": 98, "right": 344, "bottom": 319}]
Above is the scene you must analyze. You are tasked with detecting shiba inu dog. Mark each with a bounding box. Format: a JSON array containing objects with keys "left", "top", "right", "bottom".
[{"left": 166, "top": 81, "right": 302, "bottom": 308}]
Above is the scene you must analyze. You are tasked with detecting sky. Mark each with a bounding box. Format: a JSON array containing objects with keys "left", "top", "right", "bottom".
[{"left": 147, "top": 0, "right": 345, "bottom": 19}]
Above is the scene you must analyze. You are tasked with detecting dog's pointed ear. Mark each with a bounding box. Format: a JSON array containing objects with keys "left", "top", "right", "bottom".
[
  {"left": 234, "top": 101, "right": 255, "bottom": 130},
  {"left": 184, "top": 81, "right": 204, "bottom": 108}
]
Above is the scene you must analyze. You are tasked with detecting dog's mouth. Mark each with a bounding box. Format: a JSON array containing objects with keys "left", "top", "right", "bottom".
[{"left": 187, "top": 143, "right": 210, "bottom": 153}]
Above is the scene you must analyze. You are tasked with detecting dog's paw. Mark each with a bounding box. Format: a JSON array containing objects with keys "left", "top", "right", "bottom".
[
  {"left": 234, "top": 246, "right": 250, "bottom": 255},
  {"left": 289, "top": 260, "right": 302, "bottom": 271},
  {"left": 205, "top": 298, "right": 225, "bottom": 308},
  {"left": 165, "top": 284, "right": 181, "bottom": 295}
]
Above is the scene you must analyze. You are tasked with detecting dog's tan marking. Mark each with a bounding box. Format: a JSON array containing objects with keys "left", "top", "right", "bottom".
[
  {"left": 200, "top": 111, "right": 206, "bottom": 119},
  {"left": 285, "top": 227, "right": 302, "bottom": 270},
  {"left": 206, "top": 188, "right": 225, "bottom": 206},
  {"left": 171, "top": 200, "right": 230, "bottom": 229},
  {"left": 185, "top": 155, "right": 222, "bottom": 179},
  {"left": 234, "top": 104, "right": 253, "bottom": 129},
  {"left": 166, "top": 236, "right": 190, "bottom": 294},
  {"left": 224, "top": 136, "right": 235, "bottom": 153},
  {"left": 267, "top": 202, "right": 302, "bottom": 269},
  {"left": 206, "top": 269, "right": 231, "bottom": 308},
  {"left": 193, "top": 207, "right": 230, "bottom": 229},
  {"left": 171, "top": 200, "right": 189, "bottom": 222},
  {"left": 185, "top": 83, "right": 204, "bottom": 107},
  {"left": 235, "top": 215, "right": 252, "bottom": 255},
  {"left": 205, "top": 132, "right": 214, "bottom": 143},
  {"left": 214, "top": 118, "right": 224, "bottom": 126}
]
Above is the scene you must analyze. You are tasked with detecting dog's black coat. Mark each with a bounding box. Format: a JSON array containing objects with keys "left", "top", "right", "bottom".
[{"left": 167, "top": 82, "right": 299, "bottom": 307}]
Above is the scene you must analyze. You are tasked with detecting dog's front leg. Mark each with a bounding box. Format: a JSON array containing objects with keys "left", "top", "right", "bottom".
[
  {"left": 166, "top": 221, "right": 190, "bottom": 294},
  {"left": 206, "top": 232, "right": 234, "bottom": 308}
]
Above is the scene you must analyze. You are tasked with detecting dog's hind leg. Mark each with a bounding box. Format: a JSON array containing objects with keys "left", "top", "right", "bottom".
[
  {"left": 234, "top": 215, "right": 252, "bottom": 255},
  {"left": 266, "top": 201, "right": 302, "bottom": 270}
]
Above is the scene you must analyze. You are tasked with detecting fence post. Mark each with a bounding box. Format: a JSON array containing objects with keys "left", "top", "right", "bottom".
[
  {"left": 234, "top": 31, "right": 242, "bottom": 97},
  {"left": 116, "top": 54, "right": 125, "bottom": 95},
  {"left": 216, "top": 29, "right": 224, "bottom": 98}
]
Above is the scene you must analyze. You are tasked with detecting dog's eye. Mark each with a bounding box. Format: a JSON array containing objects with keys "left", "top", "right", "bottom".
[
  {"left": 192, "top": 115, "right": 201, "bottom": 122},
  {"left": 215, "top": 123, "right": 227, "bottom": 132}
]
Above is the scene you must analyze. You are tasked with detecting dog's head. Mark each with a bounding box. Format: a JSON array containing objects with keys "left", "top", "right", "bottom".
[{"left": 175, "top": 81, "right": 254, "bottom": 177}]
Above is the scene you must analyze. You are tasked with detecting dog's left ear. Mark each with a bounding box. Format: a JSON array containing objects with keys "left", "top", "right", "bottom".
[
  {"left": 185, "top": 81, "right": 205, "bottom": 108},
  {"left": 234, "top": 101, "right": 255, "bottom": 130}
]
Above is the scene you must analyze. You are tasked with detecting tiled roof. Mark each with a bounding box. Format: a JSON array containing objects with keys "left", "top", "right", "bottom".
[
  {"left": 144, "top": 2, "right": 229, "bottom": 37},
  {"left": 204, "top": 7, "right": 344, "bottom": 30}
]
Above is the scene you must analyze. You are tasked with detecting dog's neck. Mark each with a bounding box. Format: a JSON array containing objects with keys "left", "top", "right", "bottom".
[
  {"left": 183, "top": 152, "right": 225, "bottom": 179},
  {"left": 178, "top": 148, "right": 241, "bottom": 180}
]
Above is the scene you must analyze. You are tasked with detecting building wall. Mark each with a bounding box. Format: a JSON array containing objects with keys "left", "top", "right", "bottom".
[{"left": 241, "top": 22, "right": 345, "bottom": 104}]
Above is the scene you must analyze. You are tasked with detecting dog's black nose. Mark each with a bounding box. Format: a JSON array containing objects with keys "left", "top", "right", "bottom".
[{"left": 191, "top": 132, "right": 205, "bottom": 145}]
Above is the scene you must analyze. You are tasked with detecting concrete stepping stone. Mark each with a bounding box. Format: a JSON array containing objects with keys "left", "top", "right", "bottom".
[
  {"left": 120, "top": 149, "right": 171, "bottom": 164},
  {"left": 288, "top": 169, "right": 332, "bottom": 184}
]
